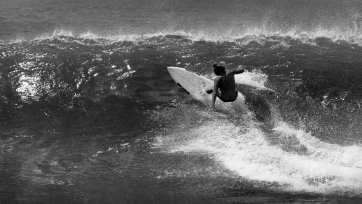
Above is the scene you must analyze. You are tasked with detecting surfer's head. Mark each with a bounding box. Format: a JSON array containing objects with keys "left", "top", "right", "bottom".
[{"left": 213, "top": 61, "right": 226, "bottom": 76}]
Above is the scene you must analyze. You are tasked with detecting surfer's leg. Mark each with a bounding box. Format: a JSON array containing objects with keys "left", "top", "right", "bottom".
[{"left": 216, "top": 90, "right": 226, "bottom": 101}]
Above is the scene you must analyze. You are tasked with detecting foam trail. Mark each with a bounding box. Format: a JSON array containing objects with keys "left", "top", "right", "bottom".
[
  {"left": 157, "top": 117, "right": 362, "bottom": 195},
  {"left": 273, "top": 122, "right": 362, "bottom": 168}
]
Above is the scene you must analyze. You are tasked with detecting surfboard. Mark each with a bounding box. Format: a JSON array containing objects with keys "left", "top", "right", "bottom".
[{"left": 167, "top": 66, "right": 247, "bottom": 112}]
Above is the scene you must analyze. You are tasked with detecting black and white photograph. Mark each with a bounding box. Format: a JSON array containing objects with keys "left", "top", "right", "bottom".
[{"left": 0, "top": 0, "right": 362, "bottom": 203}]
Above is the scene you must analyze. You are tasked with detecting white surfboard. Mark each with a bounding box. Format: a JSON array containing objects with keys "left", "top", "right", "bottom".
[{"left": 167, "top": 66, "right": 248, "bottom": 112}]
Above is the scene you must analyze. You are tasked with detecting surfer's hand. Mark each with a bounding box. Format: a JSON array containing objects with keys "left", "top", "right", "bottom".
[{"left": 237, "top": 65, "right": 246, "bottom": 72}]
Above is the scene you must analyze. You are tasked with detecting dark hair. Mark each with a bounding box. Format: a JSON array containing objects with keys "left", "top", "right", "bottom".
[{"left": 213, "top": 64, "right": 226, "bottom": 76}]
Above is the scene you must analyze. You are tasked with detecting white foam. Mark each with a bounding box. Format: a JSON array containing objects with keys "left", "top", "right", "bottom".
[
  {"left": 16, "top": 74, "right": 39, "bottom": 101},
  {"left": 155, "top": 115, "right": 362, "bottom": 195},
  {"left": 34, "top": 29, "right": 75, "bottom": 41},
  {"left": 9, "top": 37, "right": 26, "bottom": 44},
  {"left": 273, "top": 122, "right": 362, "bottom": 168},
  {"left": 234, "top": 69, "right": 270, "bottom": 90},
  {"left": 6, "top": 25, "right": 362, "bottom": 46},
  {"left": 16, "top": 61, "right": 40, "bottom": 101}
]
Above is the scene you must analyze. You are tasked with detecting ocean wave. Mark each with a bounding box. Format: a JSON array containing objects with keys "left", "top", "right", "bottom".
[
  {"left": 5, "top": 27, "right": 362, "bottom": 47},
  {"left": 154, "top": 110, "right": 362, "bottom": 195},
  {"left": 273, "top": 122, "right": 362, "bottom": 168}
]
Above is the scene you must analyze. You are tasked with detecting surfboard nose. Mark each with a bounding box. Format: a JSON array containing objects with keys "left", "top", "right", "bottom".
[{"left": 167, "top": 66, "right": 185, "bottom": 72}]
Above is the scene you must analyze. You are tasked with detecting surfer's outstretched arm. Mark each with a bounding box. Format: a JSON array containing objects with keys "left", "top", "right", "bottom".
[{"left": 228, "top": 67, "right": 245, "bottom": 75}]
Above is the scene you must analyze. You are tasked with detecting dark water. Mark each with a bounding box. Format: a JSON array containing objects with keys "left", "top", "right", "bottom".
[{"left": 1, "top": 0, "right": 362, "bottom": 203}]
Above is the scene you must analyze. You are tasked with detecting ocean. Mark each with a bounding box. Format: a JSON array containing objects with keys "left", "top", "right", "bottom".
[{"left": 1, "top": 0, "right": 362, "bottom": 203}]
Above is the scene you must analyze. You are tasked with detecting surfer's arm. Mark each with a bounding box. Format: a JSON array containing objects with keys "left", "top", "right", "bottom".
[
  {"left": 228, "top": 66, "right": 245, "bottom": 75},
  {"left": 211, "top": 77, "right": 221, "bottom": 109},
  {"left": 230, "top": 68, "right": 245, "bottom": 75}
]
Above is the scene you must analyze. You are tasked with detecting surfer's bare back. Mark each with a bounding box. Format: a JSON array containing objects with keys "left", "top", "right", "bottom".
[{"left": 210, "top": 61, "right": 245, "bottom": 110}]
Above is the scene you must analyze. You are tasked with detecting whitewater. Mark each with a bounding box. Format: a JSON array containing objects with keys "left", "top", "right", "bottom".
[{"left": 1, "top": 0, "right": 362, "bottom": 203}]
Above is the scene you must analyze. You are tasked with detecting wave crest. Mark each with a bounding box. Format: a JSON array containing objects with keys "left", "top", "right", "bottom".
[{"left": 5, "top": 26, "right": 362, "bottom": 47}]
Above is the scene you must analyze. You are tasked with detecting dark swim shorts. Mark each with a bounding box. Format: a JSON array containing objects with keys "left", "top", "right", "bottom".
[{"left": 218, "top": 91, "right": 238, "bottom": 102}]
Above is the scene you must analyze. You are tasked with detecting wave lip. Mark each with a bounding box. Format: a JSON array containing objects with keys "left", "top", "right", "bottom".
[{"left": 4, "top": 26, "right": 362, "bottom": 47}]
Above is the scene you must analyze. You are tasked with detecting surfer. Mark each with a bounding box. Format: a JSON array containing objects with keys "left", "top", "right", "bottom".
[{"left": 210, "top": 61, "right": 245, "bottom": 110}]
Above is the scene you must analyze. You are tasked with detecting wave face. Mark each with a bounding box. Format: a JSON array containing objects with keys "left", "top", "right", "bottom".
[
  {"left": 1, "top": 1, "right": 362, "bottom": 202},
  {"left": 2, "top": 34, "right": 362, "bottom": 200}
]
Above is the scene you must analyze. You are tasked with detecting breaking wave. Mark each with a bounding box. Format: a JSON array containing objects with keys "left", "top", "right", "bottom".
[
  {"left": 5, "top": 26, "right": 362, "bottom": 47},
  {"left": 154, "top": 107, "right": 362, "bottom": 195}
]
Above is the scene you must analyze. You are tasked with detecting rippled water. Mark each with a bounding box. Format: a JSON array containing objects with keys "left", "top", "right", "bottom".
[{"left": 1, "top": 0, "right": 362, "bottom": 203}]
